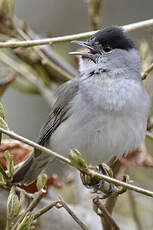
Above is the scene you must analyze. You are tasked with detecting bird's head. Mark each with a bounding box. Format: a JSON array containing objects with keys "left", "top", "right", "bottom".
[{"left": 70, "top": 26, "right": 141, "bottom": 80}]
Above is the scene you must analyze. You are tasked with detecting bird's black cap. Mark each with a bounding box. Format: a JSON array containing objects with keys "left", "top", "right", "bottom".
[{"left": 89, "top": 26, "right": 135, "bottom": 51}]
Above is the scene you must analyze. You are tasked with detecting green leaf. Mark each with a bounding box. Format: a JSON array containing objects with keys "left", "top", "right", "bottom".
[
  {"left": 18, "top": 191, "right": 25, "bottom": 214},
  {"left": 0, "top": 171, "right": 5, "bottom": 185},
  {"left": 16, "top": 213, "right": 34, "bottom": 230},
  {"left": 5, "top": 150, "right": 14, "bottom": 178},
  {"left": 7, "top": 186, "right": 20, "bottom": 222}
]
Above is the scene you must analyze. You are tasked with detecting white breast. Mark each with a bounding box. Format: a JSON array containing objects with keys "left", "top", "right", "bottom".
[{"left": 50, "top": 78, "right": 149, "bottom": 165}]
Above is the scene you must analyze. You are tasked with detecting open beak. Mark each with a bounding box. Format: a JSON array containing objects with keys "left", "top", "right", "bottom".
[{"left": 69, "top": 40, "right": 98, "bottom": 61}]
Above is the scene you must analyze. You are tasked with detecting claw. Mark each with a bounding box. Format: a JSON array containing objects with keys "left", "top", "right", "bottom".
[{"left": 92, "top": 164, "right": 115, "bottom": 199}]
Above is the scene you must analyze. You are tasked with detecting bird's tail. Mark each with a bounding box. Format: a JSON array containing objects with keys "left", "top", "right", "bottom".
[{"left": 13, "top": 150, "right": 50, "bottom": 185}]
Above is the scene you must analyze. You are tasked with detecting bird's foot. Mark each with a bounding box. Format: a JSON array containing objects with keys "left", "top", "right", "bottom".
[
  {"left": 92, "top": 164, "right": 115, "bottom": 199},
  {"left": 80, "top": 163, "right": 115, "bottom": 199}
]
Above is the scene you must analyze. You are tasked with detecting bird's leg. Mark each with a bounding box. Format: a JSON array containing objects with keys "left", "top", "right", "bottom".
[
  {"left": 92, "top": 164, "right": 115, "bottom": 199},
  {"left": 80, "top": 163, "right": 116, "bottom": 199}
]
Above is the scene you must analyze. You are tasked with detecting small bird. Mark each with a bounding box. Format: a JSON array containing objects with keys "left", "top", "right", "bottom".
[{"left": 13, "top": 26, "right": 150, "bottom": 185}]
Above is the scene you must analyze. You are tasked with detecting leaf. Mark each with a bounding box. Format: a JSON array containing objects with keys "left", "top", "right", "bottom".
[
  {"left": 18, "top": 191, "right": 25, "bottom": 213},
  {"left": 16, "top": 213, "right": 34, "bottom": 230},
  {"left": 7, "top": 186, "right": 20, "bottom": 221},
  {"left": 5, "top": 150, "right": 14, "bottom": 178}
]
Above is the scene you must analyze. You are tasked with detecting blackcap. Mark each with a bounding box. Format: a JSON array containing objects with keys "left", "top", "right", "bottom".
[{"left": 13, "top": 26, "right": 150, "bottom": 184}]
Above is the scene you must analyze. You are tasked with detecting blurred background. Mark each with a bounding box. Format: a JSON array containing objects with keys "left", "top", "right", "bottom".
[
  {"left": 1, "top": 0, "right": 153, "bottom": 141},
  {"left": 0, "top": 1, "right": 153, "bottom": 230}
]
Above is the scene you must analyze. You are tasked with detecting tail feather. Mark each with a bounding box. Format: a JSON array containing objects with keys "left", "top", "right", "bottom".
[{"left": 13, "top": 151, "right": 50, "bottom": 185}]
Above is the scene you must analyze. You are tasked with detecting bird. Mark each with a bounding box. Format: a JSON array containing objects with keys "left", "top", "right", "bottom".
[{"left": 13, "top": 26, "right": 150, "bottom": 185}]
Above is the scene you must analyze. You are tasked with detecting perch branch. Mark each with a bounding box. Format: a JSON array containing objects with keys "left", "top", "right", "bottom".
[
  {"left": 0, "top": 19, "right": 152, "bottom": 48},
  {"left": 0, "top": 127, "right": 153, "bottom": 198}
]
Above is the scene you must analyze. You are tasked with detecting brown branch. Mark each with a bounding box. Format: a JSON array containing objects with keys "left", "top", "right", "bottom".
[
  {"left": 33, "top": 197, "right": 88, "bottom": 230},
  {"left": 93, "top": 197, "right": 120, "bottom": 230},
  {"left": 33, "top": 201, "right": 58, "bottom": 220},
  {"left": 58, "top": 196, "right": 88, "bottom": 230}
]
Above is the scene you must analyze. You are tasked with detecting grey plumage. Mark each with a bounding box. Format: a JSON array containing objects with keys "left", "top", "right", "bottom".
[
  {"left": 13, "top": 26, "right": 150, "bottom": 185},
  {"left": 13, "top": 80, "right": 79, "bottom": 184}
]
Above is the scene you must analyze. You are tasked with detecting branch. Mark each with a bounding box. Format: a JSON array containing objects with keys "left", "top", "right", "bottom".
[
  {"left": 0, "top": 127, "right": 153, "bottom": 198},
  {"left": 142, "top": 62, "right": 153, "bottom": 80},
  {"left": 16, "top": 28, "right": 73, "bottom": 81},
  {"left": 93, "top": 197, "right": 120, "bottom": 230},
  {"left": 0, "top": 18, "right": 152, "bottom": 48},
  {"left": 33, "top": 201, "right": 58, "bottom": 220},
  {"left": 12, "top": 190, "right": 44, "bottom": 230},
  {"left": 33, "top": 197, "right": 88, "bottom": 230},
  {"left": 57, "top": 196, "right": 88, "bottom": 230},
  {"left": 26, "top": 28, "right": 78, "bottom": 77}
]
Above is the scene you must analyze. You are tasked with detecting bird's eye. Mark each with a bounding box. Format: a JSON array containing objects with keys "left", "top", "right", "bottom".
[{"left": 103, "top": 46, "right": 112, "bottom": 53}]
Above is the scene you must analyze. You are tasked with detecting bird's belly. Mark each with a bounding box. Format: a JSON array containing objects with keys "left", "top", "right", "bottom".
[{"left": 50, "top": 109, "right": 145, "bottom": 165}]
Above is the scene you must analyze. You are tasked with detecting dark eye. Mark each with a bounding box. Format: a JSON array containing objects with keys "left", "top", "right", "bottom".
[{"left": 103, "top": 46, "right": 112, "bottom": 53}]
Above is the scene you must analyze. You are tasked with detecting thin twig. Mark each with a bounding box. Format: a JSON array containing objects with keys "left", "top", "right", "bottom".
[
  {"left": 101, "top": 193, "right": 119, "bottom": 230},
  {"left": 33, "top": 201, "right": 58, "bottom": 219},
  {"left": 0, "top": 127, "right": 153, "bottom": 198},
  {"left": 27, "top": 28, "right": 78, "bottom": 77},
  {"left": 0, "top": 19, "right": 152, "bottom": 48},
  {"left": 100, "top": 162, "right": 127, "bottom": 230},
  {"left": 12, "top": 190, "right": 44, "bottom": 230},
  {"left": 142, "top": 62, "right": 153, "bottom": 80},
  {"left": 58, "top": 196, "right": 88, "bottom": 230},
  {"left": 16, "top": 28, "right": 73, "bottom": 81},
  {"left": 34, "top": 198, "right": 88, "bottom": 230},
  {"left": 93, "top": 197, "right": 120, "bottom": 230}
]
